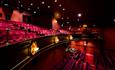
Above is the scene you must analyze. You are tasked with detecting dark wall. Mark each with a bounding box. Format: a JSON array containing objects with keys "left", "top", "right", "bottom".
[
  {"left": 103, "top": 28, "right": 115, "bottom": 50},
  {"left": 2, "top": 5, "right": 13, "bottom": 20},
  {"left": 32, "top": 16, "right": 52, "bottom": 29}
]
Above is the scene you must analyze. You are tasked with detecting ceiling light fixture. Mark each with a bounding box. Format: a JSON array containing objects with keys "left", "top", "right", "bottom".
[
  {"left": 30, "top": 3, "right": 33, "bottom": 6},
  {"left": 59, "top": 4, "right": 62, "bottom": 7},
  {"left": 27, "top": 8, "right": 31, "bottom": 10},
  {"left": 78, "top": 13, "right": 82, "bottom": 17},
  {"left": 66, "top": 22, "right": 70, "bottom": 24},
  {"left": 114, "top": 18, "right": 115, "bottom": 22},
  {"left": 67, "top": 17, "right": 69, "bottom": 19},
  {"left": 4, "top": 4, "right": 8, "bottom": 6},
  {"left": 37, "top": 6, "right": 39, "bottom": 9},
  {"left": 17, "top": 7, "right": 19, "bottom": 9},
  {"left": 20, "top": 4, "right": 23, "bottom": 7},
  {"left": 41, "top": 1, "right": 45, "bottom": 4},
  {"left": 93, "top": 24, "right": 96, "bottom": 27},
  {"left": 48, "top": 6, "right": 51, "bottom": 8},
  {"left": 18, "top": 0, "right": 21, "bottom": 3},
  {"left": 54, "top": 0, "right": 57, "bottom": 2},
  {"left": 34, "top": 11, "right": 36, "bottom": 14},
  {"left": 62, "top": 8, "right": 65, "bottom": 11}
]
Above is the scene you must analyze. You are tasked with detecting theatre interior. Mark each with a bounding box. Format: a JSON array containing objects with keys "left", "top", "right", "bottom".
[{"left": 0, "top": 0, "right": 115, "bottom": 70}]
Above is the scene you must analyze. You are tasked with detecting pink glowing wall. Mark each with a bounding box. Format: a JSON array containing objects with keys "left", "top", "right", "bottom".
[
  {"left": 52, "top": 18, "right": 60, "bottom": 30},
  {"left": 11, "top": 10, "right": 22, "bottom": 22},
  {"left": 0, "top": 8, "right": 30, "bottom": 22},
  {"left": 0, "top": 7, "right": 5, "bottom": 20},
  {"left": 11, "top": 10, "right": 30, "bottom": 22}
]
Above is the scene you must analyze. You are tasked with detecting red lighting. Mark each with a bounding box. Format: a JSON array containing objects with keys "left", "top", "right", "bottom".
[{"left": 83, "top": 41, "right": 87, "bottom": 46}]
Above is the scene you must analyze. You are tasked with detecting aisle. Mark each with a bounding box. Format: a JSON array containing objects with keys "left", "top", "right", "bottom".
[
  {"left": 22, "top": 40, "right": 104, "bottom": 70},
  {"left": 68, "top": 40, "right": 101, "bottom": 70}
]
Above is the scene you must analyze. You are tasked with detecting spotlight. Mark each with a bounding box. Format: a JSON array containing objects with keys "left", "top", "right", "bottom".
[
  {"left": 41, "top": 1, "right": 45, "bottom": 4},
  {"left": 78, "top": 13, "right": 82, "bottom": 17}
]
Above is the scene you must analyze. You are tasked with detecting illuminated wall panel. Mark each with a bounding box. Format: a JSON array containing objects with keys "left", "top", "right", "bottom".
[
  {"left": 11, "top": 10, "right": 30, "bottom": 22},
  {"left": 0, "top": 7, "right": 5, "bottom": 20}
]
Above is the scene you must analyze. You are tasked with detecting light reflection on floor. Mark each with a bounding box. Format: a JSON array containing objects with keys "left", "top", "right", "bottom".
[
  {"left": 69, "top": 40, "right": 99, "bottom": 66},
  {"left": 22, "top": 39, "right": 104, "bottom": 70}
]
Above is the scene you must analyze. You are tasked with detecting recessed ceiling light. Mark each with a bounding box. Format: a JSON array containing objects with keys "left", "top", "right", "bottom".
[
  {"left": 67, "top": 17, "right": 69, "bottom": 19},
  {"left": 61, "top": 17, "right": 64, "bottom": 20},
  {"left": 54, "top": 0, "right": 57, "bottom": 2},
  {"left": 62, "top": 8, "right": 65, "bottom": 11},
  {"left": 66, "top": 22, "right": 70, "bottom": 24},
  {"left": 20, "top": 4, "right": 23, "bottom": 7},
  {"left": 4, "top": 3, "right": 8, "bottom": 6},
  {"left": 41, "top": 1, "right": 45, "bottom": 4},
  {"left": 61, "top": 24, "right": 64, "bottom": 27},
  {"left": 69, "top": 26, "right": 72, "bottom": 30},
  {"left": 114, "top": 18, "right": 115, "bottom": 22},
  {"left": 48, "top": 6, "right": 51, "bottom": 8},
  {"left": 78, "top": 13, "right": 82, "bottom": 17},
  {"left": 59, "top": 4, "right": 62, "bottom": 7},
  {"left": 30, "top": 3, "right": 33, "bottom": 6},
  {"left": 37, "top": 6, "right": 39, "bottom": 9},
  {"left": 77, "top": 18, "right": 80, "bottom": 21},
  {"left": 17, "top": 7, "right": 19, "bottom": 9},
  {"left": 27, "top": 8, "right": 31, "bottom": 10},
  {"left": 18, "top": 0, "right": 21, "bottom": 3},
  {"left": 34, "top": 11, "right": 36, "bottom": 14},
  {"left": 93, "top": 24, "right": 96, "bottom": 27}
]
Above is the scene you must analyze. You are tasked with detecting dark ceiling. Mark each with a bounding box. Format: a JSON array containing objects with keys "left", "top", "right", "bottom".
[{"left": 1, "top": 0, "right": 115, "bottom": 27}]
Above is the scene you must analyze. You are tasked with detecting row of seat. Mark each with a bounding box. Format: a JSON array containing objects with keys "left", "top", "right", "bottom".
[
  {"left": 54, "top": 47, "right": 115, "bottom": 70},
  {"left": 54, "top": 49, "right": 93, "bottom": 70},
  {"left": 0, "top": 21, "right": 38, "bottom": 47},
  {"left": 0, "top": 20, "right": 70, "bottom": 47}
]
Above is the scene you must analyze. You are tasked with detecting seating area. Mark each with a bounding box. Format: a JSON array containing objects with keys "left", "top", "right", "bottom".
[
  {"left": 102, "top": 50, "right": 115, "bottom": 69},
  {"left": 0, "top": 19, "right": 100, "bottom": 48},
  {"left": 0, "top": 0, "right": 115, "bottom": 70},
  {"left": 54, "top": 48, "right": 92, "bottom": 70},
  {"left": 0, "top": 20, "right": 70, "bottom": 47},
  {"left": 54, "top": 47, "right": 115, "bottom": 70}
]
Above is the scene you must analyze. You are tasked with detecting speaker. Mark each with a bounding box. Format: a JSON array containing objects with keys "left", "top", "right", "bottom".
[{"left": 23, "top": 15, "right": 31, "bottom": 23}]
